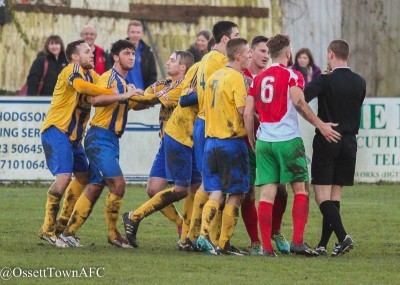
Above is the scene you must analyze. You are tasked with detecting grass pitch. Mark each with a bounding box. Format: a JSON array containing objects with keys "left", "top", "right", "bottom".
[{"left": 0, "top": 184, "right": 399, "bottom": 285}]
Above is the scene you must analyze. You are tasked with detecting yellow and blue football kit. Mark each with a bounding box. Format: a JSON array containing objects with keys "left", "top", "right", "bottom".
[
  {"left": 132, "top": 77, "right": 185, "bottom": 179},
  {"left": 39, "top": 63, "right": 113, "bottom": 241},
  {"left": 162, "top": 63, "right": 202, "bottom": 187},
  {"left": 193, "top": 50, "right": 227, "bottom": 173},
  {"left": 165, "top": 62, "right": 200, "bottom": 148},
  {"left": 196, "top": 50, "right": 228, "bottom": 120},
  {"left": 202, "top": 66, "right": 249, "bottom": 194},
  {"left": 41, "top": 63, "right": 113, "bottom": 176},
  {"left": 199, "top": 66, "right": 251, "bottom": 253},
  {"left": 85, "top": 68, "right": 138, "bottom": 185}
]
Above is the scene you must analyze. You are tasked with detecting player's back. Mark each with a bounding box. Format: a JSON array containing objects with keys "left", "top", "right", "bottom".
[
  {"left": 196, "top": 50, "right": 228, "bottom": 119},
  {"left": 250, "top": 63, "right": 304, "bottom": 142},
  {"left": 204, "top": 67, "right": 247, "bottom": 139}
]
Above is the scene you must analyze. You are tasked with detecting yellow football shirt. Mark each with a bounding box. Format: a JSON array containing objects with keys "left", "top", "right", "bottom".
[
  {"left": 196, "top": 50, "right": 227, "bottom": 120},
  {"left": 164, "top": 62, "right": 200, "bottom": 147},
  {"left": 204, "top": 67, "right": 247, "bottom": 139},
  {"left": 142, "top": 77, "right": 185, "bottom": 138},
  {"left": 41, "top": 63, "right": 103, "bottom": 142},
  {"left": 90, "top": 69, "right": 138, "bottom": 137}
]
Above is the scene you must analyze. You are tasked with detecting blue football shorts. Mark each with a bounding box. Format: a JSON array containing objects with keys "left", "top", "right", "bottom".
[
  {"left": 149, "top": 138, "right": 172, "bottom": 181},
  {"left": 164, "top": 133, "right": 202, "bottom": 187},
  {"left": 41, "top": 126, "right": 88, "bottom": 176},
  {"left": 84, "top": 126, "right": 123, "bottom": 185},
  {"left": 203, "top": 137, "right": 249, "bottom": 194}
]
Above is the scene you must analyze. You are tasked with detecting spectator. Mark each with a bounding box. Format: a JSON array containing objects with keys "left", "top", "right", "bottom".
[
  {"left": 292, "top": 48, "right": 321, "bottom": 85},
  {"left": 27, "top": 35, "right": 68, "bottom": 96},
  {"left": 80, "top": 24, "right": 111, "bottom": 75},
  {"left": 126, "top": 20, "right": 157, "bottom": 89},
  {"left": 187, "top": 30, "right": 211, "bottom": 63}
]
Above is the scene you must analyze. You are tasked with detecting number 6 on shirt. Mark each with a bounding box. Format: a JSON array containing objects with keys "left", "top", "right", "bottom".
[{"left": 261, "top": 76, "right": 275, "bottom": 103}]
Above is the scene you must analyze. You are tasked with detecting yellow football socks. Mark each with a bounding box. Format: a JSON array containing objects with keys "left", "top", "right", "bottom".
[
  {"left": 55, "top": 179, "right": 85, "bottom": 234},
  {"left": 200, "top": 199, "right": 219, "bottom": 240},
  {"left": 64, "top": 193, "right": 92, "bottom": 235},
  {"left": 42, "top": 191, "right": 62, "bottom": 235},
  {"left": 187, "top": 189, "right": 209, "bottom": 241},
  {"left": 130, "top": 187, "right": 179, "bottom": 222},
  {"left": 159, "top": 187, "right": 183, "bottom": 227},
  {"left": 219, "top": 203, "right": 240, "bottom": 250},
  {"left": 209, "top": 209, "right": 222, "bottom": 246},
  {"left": 180, "top": 192, "right": 195, "bottom": 243},
  {"left": 105, "top": 193, "right": 123, "bottom": 240}
]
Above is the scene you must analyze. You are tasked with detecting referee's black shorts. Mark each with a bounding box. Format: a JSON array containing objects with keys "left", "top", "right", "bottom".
[{"left": 311, "top": 133, "right": 357, "bottom": 186}]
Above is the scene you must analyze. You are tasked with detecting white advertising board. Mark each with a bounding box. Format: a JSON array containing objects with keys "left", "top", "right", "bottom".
[
  {"left": 0, "top": 96, "right": 399, "bottom": 183},
  {"left": 299, "top": 98, "right": 400, "bottom": 183},
  {"left": 0, "top": 96, "right": 160, "bottom": 182}
]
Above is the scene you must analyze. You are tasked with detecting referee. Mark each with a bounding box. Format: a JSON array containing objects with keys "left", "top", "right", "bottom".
[{"left": 305, "top": 39, "right": 366, "bottom": 257}]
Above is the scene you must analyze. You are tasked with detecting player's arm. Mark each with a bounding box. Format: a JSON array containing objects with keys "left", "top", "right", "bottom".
[
  {"left": 304, "top": 76, "right": 325, "bottom": 103},
  {"left": 129, "top": 85, "right": 161, "bottom": 105},
  {"left": 290, "top": 86, "right": 341, "bottom": 143},
  {"left": 69, "top": 74, "right": 114, "bottom": 96},
  {"left": 88, "top": 88, "right": 143, "bottom": 107},
  {"left": 129, "top": 93, "right": 160, "bottom": 105},
  {"left": 132, "top": 103, "right": 150, "bottom": 111},
  {"left": 243, "top": 96, "right": 256, "bottom": 150},
  {"left": 179, "top": 91, "right": 198, "bottom": 107}
]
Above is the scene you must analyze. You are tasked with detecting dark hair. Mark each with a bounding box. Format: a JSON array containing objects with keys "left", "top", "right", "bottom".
[
  {"left": 251, "top": 36, "right": 268, "bottom": 49},
  {"left": 43, "top": 35, "right": 65, "bottom": 56},
  {"left": 65, "top": 39, "right": 86, "bottom": 62},
  {"left": 266, "top": 34, "right": 290, "bottom": 59},
  {"left": 207, "top": 37, "right": 215, "bottom": 51},
  {"left": 226, "top": 38, "right": 248, "bottom": 61},
  {"left": 197, "top": 30, "right": 211, "bottom": 41},
  {"left": 212, "top": 21, "right": 238, "bottom": 44},
  {"left": 175, "top": 50, "right": 194, "bottom": 72},
  {"left": 287, "top": 52, "right": 294, "bottom": 67},
  {"left": 328, "top": 39, "right": 349, "bottom": 60},
  {"left": 111, "top": 40, "right": 135, "bottom": 56},
  {"left": 294, "top": 48, "right": 315, "bottom": 67}
]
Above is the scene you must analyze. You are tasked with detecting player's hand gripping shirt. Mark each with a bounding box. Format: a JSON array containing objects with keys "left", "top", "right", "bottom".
[
  {"left": 204, "top": 67, "right": 247, "bottom": 139},
  {"left": 248, "top": 63, "right": 304, "bottom": 142},
  {"left": 196, "top": 50, "right": 228, "bottom": 120},
  {"left": 41, "top": 63, "right": 113, "bottom": 142}
]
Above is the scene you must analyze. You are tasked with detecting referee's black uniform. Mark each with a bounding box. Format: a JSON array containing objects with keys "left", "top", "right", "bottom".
[{"left": 304, "top": 67, "right": 366, "bottom": 186}]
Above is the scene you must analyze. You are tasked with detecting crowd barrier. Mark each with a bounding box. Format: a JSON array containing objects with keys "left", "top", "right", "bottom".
[{"left": 0, "top": 96, "right": 399, "bottom": 183}]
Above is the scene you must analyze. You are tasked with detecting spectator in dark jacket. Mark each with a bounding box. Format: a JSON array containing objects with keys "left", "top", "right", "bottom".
[
  {"left": 27, "top": 35, "right": 68, "bottom": 96},
  {"left": 126, "top": 20, "right": 157, "bottom": 89},
  {"left": 187, "top": 30, "right": 211, "bottom": 63},
  {"left": 80, "top": 24, "right": 111, "bottom": 75},
  {"left": 292, "top": 47, "right": 321, "bottom": 86}
]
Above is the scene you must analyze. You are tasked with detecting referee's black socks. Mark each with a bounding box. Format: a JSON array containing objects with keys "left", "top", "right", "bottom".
[{"left": 319, "top": 200, "right": 347, "bottom": 243}]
